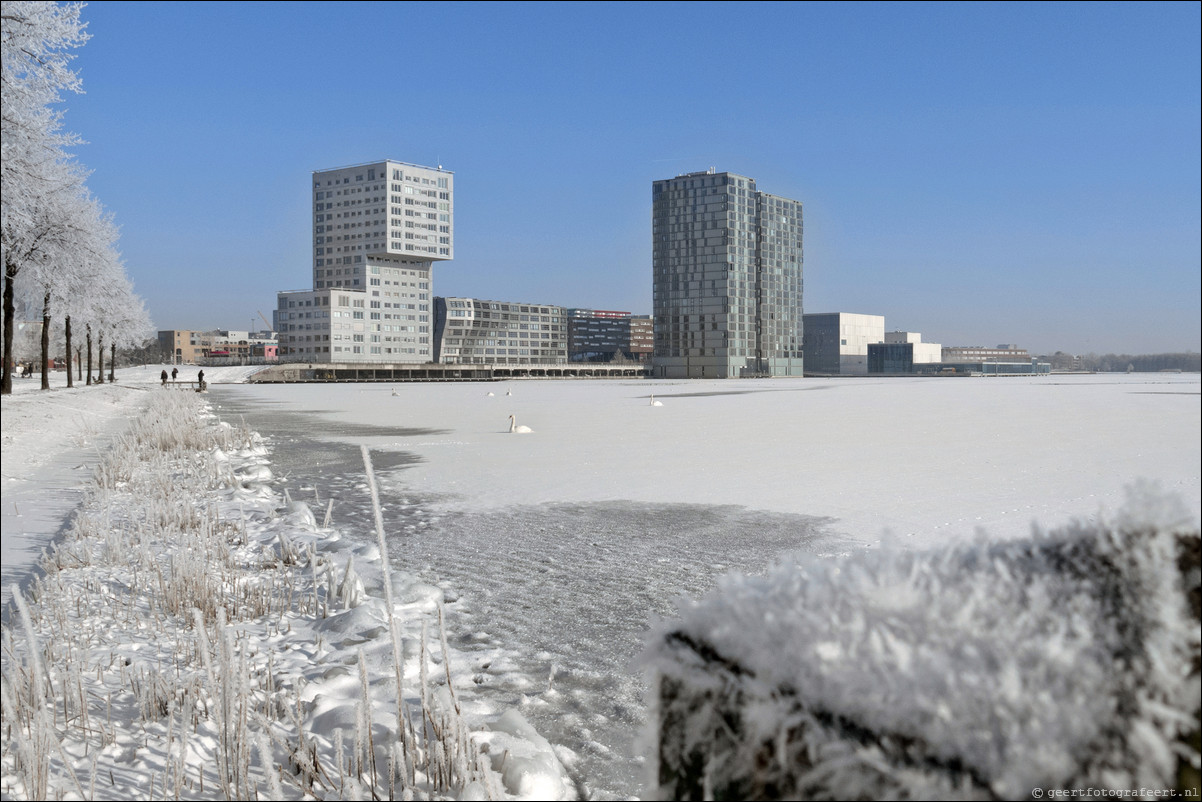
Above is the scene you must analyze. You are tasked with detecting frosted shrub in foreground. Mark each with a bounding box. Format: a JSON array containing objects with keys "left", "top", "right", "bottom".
[
  {"left": 0, "top": 390, "right": 510, "bottom": 800},
  {"left": 646, "top": 482, "right": 1201, "bottom": 800}
]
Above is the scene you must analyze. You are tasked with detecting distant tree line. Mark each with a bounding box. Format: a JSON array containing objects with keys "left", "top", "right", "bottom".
[
  {"left": 1, "top": 1, "right": 152, "bottom": 394},
  {"left": 1042, "top": 351, "right": 1201, "bottom": 373}
]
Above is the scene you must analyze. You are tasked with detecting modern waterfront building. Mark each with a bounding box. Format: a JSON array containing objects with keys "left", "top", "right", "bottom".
[
  {"left": 567, "top": 309, "right": 653, "bottom": 363},
  {"left": 652, "top": 169, "right": 804, "bottom": 379},
  {"left": 278, "top": 160, "right": 453, "bottom": 362},
  {"left": 802, "top": 313, "right": 886, "bottom": 375},
  {"left": 884, "top": 331, "right": 942, "bottom": 363},
  {"left": 868, "top": 332, "right": 942, "bottom": 375},
  {"left": 432, "top": 297, "right": 568, "bottom": 365}
]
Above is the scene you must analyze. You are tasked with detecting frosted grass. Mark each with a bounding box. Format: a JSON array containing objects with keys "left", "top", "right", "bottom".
[{"left": 1, "top": 390, "right": 519, "bottom": 800}]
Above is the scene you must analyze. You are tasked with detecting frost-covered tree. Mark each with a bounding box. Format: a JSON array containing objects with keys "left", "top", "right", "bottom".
[
  {"left": 2, "top": 2, "right": 151, "bottom": 394},
  {"left": 41, "top": 189, "right": 123, "bottom": 388},
  {"left": 2, "top": 156, "right": 90, "bottom": 391},
  {"left": 1, "top": 0, "right": 90, "bottom": 393},
  {"left": 96, "top": 269, "right": 152, "bottom": 381}
]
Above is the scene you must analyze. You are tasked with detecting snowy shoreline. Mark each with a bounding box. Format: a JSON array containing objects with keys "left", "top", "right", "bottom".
[{"left": 2, "top": 380, "right": 574, "bottom": 800}]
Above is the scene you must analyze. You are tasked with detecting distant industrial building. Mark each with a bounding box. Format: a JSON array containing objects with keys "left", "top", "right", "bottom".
[
  {"left": 652, "top": 169, "right": 804, "bottom": 378},
  {"left": 935, "top": 345, "right": 1047, "bottom": 374},
  {"left": 937, "top": 359, "right": 1051, "bottom": 376},
  {"left": 942, "top": 345, "right": 1031, "bottom": 362},
  {"left": 567, "top": 309, "right": 652, "bottom": 363},
  {"left": 802, "top": 313, "right": 885, "bottom": 375},
  {"left": 432, "top": 297, "right": 568, "bottom": 365}
]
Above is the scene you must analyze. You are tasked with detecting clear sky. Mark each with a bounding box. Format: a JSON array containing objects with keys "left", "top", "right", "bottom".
[{"left": 61, "top": 1, "right": 1200, "bottom": 355}]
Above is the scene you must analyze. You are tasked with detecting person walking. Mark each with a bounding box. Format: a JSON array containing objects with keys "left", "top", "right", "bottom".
[
  {"left": 161, "top": 369, "right": 168, "bottom": 386},
  {"left": 197, "top": 369, "right": 205, "bottom": 391},
  {"left": 171, "top": 367, "right": 178, "bottom": 381}
]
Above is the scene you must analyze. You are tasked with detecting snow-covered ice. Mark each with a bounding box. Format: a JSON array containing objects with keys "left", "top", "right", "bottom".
[{"left": 213, "top": 373, "right": 1201, "bottom": 546}]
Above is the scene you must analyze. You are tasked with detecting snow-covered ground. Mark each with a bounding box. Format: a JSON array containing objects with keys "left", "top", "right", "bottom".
[
  {"left": 2, "top": 367, "right": 1199, "bottom": 800},
  {"left": 1, "top": 365, "right": 261, "bottom": 617}
]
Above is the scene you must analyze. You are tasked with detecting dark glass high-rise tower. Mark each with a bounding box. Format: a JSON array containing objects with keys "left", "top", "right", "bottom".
[{"left": 652, "top": 169, "right": 804, "bottom": 378}]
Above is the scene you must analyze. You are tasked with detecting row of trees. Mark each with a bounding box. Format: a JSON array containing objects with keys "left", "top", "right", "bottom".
[
  {"left": 1, "top": 0, "right": 152, "bottom": 394},
  {"left": 1042, "top": 351, "right": 1201, "bottom": 373}
]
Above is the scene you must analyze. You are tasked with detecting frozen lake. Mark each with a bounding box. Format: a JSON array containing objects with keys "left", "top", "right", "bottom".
[{"left": 212, "top": 374, "right": 1200, "bottom": 799}]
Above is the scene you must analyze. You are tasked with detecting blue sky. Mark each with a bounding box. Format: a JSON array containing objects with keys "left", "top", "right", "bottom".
[{"left": 63, "top": 1, "right": 1200, "bottom": 354}]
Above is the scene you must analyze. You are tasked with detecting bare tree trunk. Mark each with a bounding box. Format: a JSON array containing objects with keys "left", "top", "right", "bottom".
[
  {"left": 2, "top": 261, "right": 16, "bottom": 395},
  {"left": 41, "top": 290, "right": 51, "bottom": 391},
  {"left": 109, "top": 341, "right": 115, "bottom": 382},
  {"left": 86, "top": 325, "right": 93, "bottom": 386},
  {"left": 96, "top": 331, "right": 104, "bottom": 384},
  {"left": 65, "top": 315, "right": 73, "bottom": 388}
]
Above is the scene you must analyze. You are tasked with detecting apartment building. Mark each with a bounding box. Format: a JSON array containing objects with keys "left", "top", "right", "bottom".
[
  {"left": 652, "top": 169, "right": 804, "bottom": 378},
  {"left": 278, "top": 160, "right": 452, "bottom": 362},
  {"left": 432, "top": 297, "right": 568, "bottom": 365}
]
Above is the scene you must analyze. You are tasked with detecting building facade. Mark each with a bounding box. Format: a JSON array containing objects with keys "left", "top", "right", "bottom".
[
  {"left": 652, "top": 169, "right": 804, "bottom": 378},
  {"left": 158, "top": 330, "right": 206, "bottom": 364},
  {"left": 868, "top": 332, "right": 942, "bottom": 375},
  {"left": 278, "top": 160, "right": 452, "bottom": 362},
  {"left": 884, "top": 331, "right": 942, "bottom": 363},
  {"left": 432, "top": 297, "right": 568, "bottom": 365},
  {"left": 158, "top": 329, "right": 278, "bottom": 364},
  {"left": 941, "top": 345, "right": 1031, "bottom": 362},
  {"left": 802, "top": 313, "right": 886, "bottom": 375},
  {"left": 567, "top": 309, "right": 653, "bottom": 363}
]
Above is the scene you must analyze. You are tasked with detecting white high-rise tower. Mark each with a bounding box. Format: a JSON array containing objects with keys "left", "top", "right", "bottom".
[{"left": 278, "top": 160, "right": 453, "bottom": 363}]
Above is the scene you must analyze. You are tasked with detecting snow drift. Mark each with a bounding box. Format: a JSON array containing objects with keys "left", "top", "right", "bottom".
[{"left": 645, "top": 483, "right": 1201, "bottom": 800}]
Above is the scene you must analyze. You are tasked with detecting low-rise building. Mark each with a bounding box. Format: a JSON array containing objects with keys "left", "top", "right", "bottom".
[
  {"left": 937, "top": 360, "right": 1051, "bottom": 376},
  {"left": 869, "top": 332, "right": 943, "bottom": 374},
  {"left": 884, "top": 331, "right": 942, "bottom": 363},
  {"left": 158, "top": 330, "right": 207, "bottom": 364},
  {"left": 942, "top": 344, "right": 1031, "bottom": 362},
  {"left": 802, "top": 313, "right": 885, "bottom": 375},
  {"left": 207, "top": 330, "right": 278, "bottom": 361},
  {"left": 433, "top": 297, "right": 568, "bottom": 365},
  {"left": 276, "top": 287, "right": 430, "bottom": 363},
  {"left": 158, "top": 329, "right": 278, "bottom": 363}
]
